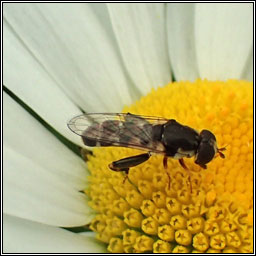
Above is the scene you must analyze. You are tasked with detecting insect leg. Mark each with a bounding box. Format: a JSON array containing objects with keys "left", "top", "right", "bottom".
[
  {"left": 178, "top": 158, "right": 188, "bottom": 170},
  {"left": 163, "top": 156, "right": 171, "bottom": 189},
  {"left": 109, "top": 153, "right": 151, "bottom": 173},
  {"left": 109, "top": 153, "right": 150, "bottom": 184},
  {"left": 163, "top": 156, "right": 168, "bottom": 169}
]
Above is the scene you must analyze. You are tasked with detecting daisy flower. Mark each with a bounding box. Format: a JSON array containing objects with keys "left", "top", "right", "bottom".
[{"left": 3, "top": 3, "right": 253, "bottom": 253}]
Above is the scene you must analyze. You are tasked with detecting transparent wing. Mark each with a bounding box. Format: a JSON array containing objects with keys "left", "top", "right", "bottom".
[{"left": 67, "top": 113, "right": 168, "bottom": 153}]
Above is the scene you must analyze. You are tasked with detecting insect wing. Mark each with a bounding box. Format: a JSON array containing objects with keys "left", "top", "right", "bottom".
[{"left": 68, "top": 113, "right": 168, "bottom": 152}]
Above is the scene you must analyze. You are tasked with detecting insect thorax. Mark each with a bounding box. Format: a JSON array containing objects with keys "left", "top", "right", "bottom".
[{"left": 162, "top": 120, "right": 199, "bottom": 157}]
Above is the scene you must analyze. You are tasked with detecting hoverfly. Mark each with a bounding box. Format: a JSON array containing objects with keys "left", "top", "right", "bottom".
[{"left": 68, "top": 113, "right": 226, "bottom": 179}]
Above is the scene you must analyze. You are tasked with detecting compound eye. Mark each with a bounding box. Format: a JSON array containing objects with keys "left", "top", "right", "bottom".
[
  {"left": 199, "top": 130, "right": 216, "bottom": 142},
  {"left": 195, "top": 142, "right": 216, "bottom": 165}
]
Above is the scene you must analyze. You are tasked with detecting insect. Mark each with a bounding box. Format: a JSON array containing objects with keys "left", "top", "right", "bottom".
[{"left": 68, "top": 113, "right": 225, "bottom": 177}]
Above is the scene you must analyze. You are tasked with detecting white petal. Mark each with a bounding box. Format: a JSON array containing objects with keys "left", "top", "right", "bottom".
[
  {"left": 3, "top": 214, "right": 106, "bottom": 253},
  {"left": 3, "top": 20, "right": 83, "bottom": 147},
  {"left": 167, "top": 3, "right": 199, "bottom": 81},
  {"left": 108, "top": 3, "right": 171, "bottom": 94},
  {"left": 195, "top": 3, "right": 253, "bottom": 80},
  {"left": 3, "top": 145, "right": 94, "bottom": 227},
  {"left": 241, "top": 47, "right": 253, "bottom": 81},
  {"left": 3, "top": 92, "right": 88, "bottom": 191},
  {"left": 4, "top": 3, "right": 132, "bottom": 112},
  {"left": 89, "top": 3, "right": 117, "bottom": 40}
]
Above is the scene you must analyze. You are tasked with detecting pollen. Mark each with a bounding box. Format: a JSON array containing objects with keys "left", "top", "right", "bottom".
[{"left": 86, "top": 80, "right": 253, "bottom": 253}]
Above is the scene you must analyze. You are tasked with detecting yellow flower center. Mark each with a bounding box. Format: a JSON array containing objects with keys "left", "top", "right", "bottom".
[{"left": 85, "top": 80, "right": 253, "bottom": 253}]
